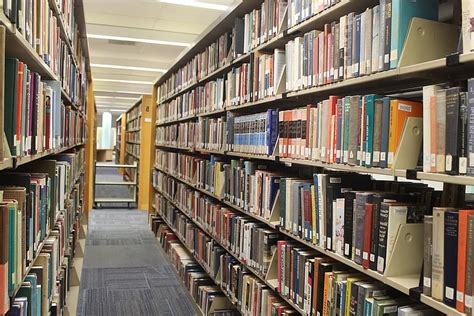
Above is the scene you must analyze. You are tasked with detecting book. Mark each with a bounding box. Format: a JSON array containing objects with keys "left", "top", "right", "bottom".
[
  {"left": 444, "top": 211, "right": 459, "bottom": 307},
  {"left": 423, "top": 215, "right": 433, "bottom": 296}
]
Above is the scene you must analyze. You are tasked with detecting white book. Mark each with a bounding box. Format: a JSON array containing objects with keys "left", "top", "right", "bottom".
[
  {"left": 462, "top": 0, "right": 474, "bottom": 53},
  {"left": 422, "top": 85, "right": 442, "bottom": 173},
  {"left": 365, "top": 8, "right": 373, "bottom": 75},
  {"left": 360, "top": 10, "right": 367, "bottom": 76}
]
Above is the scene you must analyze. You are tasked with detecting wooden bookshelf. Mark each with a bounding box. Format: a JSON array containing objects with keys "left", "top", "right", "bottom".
[
  {"left": 150, "top": 1, "right": 474, "bottom": 315},
  {"left": 124, "top": 96, "right": 156, "bottom": 210}
]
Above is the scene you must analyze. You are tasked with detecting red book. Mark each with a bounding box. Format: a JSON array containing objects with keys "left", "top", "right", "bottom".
[
  {"left": 362, "top": 203, "right": 374, "bottom": 269},
  {"left": 456, "top": 210, "right": 474, "bottom": 312}
]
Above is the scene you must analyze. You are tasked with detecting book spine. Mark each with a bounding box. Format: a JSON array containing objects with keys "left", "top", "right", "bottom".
[
  {"left": 383, "top": 0, "right": 392, "bottom": 71},
  {"left": 465, "top": 215, "right": 474, "bottom": 314},
  {"left": 379, "top": 97, "right": 390, "bottom": 168},
  {"left": 444, "top": 211, "right": 459, "bottom": 307},
  {"left": 377, "top": 203, "right": 389, "bottom": 273},
  {"left": 432, "top": 208, "right": 445, "bottom": 301},
  {"left": 423, "top": 215, "right": 433, "bottom": 296},
  {"left": 467, "top": 79, "right": 474, "bottom": 175}
]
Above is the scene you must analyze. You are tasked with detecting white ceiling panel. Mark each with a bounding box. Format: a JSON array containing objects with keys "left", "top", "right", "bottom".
[{"left": 85, "top": 0, "right": 236, "bottom": 109}]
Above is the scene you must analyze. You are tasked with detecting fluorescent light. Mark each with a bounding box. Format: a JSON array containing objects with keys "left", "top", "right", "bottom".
[
  {"left": 88, "top": 34, "right": 191, "bottom": 47},
  {"left": 95, "top": 96, "right": 139, "bottom": 100},
  {"left": 94, "top": 78, "right": 153, "bottom": 85},
  {"left": 97, "top": 102, "right": 134, "bottom": 107},
  {"left": 110, "top": 109, "right": 126, "bottom": 112},
  {"left": 94, "top": 89, "right": 151, "bottom": 95},
  {"left": 91, "top": 63, "right": 166, "bottom": 73},
  {"left": 159, "top": 0, "right": 228, "bottom": 11}
]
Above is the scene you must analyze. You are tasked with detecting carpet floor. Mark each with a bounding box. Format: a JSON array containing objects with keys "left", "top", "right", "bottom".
[{"left": 77, "top": 166, "right": 199, "bottom": 315}]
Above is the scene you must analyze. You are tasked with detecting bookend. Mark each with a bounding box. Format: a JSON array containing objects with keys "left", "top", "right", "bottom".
[
  {"left": 398, "top": 18, "right": 459, "bottom": 68},
  {"left": 384, "top": 223, "right": 424, "bottom": 278},
  {"left": 268, "top": 190, "right": 281, "bottom": 226},
  {"left": 279, "top": 6, "right": 288, "bottom": 36},
  {"left": 208, "top": 295, "right": 235, "bottom": 314},
  {"left": 2, "top": 131, "right": 11, "bottom": 162},
  {"left": 392, "top": 117, "right": 422, "bottom": 170},
  {"left": 264, "top": 248, "right": 279, "bottom": 291},
  {"left": 275, "top": 65, "right": 287, "bottom": 96}
]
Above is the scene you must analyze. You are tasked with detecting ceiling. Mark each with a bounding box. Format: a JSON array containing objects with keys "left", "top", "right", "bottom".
[{"left": 84, "top": 0, "right": 236, "bottom": 114}]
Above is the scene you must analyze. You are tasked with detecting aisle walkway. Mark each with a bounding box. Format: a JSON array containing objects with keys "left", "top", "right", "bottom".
[{"left": 77, "top": 165, "right": 199, "bottom": 315}]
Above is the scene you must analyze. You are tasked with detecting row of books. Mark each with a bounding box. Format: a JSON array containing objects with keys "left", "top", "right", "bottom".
[
  {"left": 287, "top": 0, "right": 341, "bottom": 29},
  {"left": 151, "top": 167, "right": 448, "bottom": 316},
  {"left": 0, "top": 149, "right": 84, "bottom": 315},
  {"left": 424, "top": 209, "right": 474, "bottom": 313},
  {"left": 227, "top": 110, "right": 279, "bottom": 156},
  {"left": 276, "top": 241, "right": 442, "bottom": 316},
  {"left": 5, "top": 58, "right": 86, "bottom": 159},
  {"left": 156, "top": 78, "right": 226, "bottom": 124},
  {"left": 126, "top": 119, "right": 140, "bottom": 131},
  {"left": 125, "top": 143, "right": 140, "bottom": 158},
  {"left": 126, "top": 105, "right": 141, "bottom": 122},
  {"left": 153, "top": 194, "right": 299, "bottom": 316},
  {"left": 156, "top": 0, "right": 447, "bottom": 104},
  {"left": 125, "top": 131, "right": 140, "bottom": 143},
  {"left": 3, "top": 0, "right": 88, "bottom": 109},
  {"left": 285, "top": 0, "right": 439, "bottom": 92},
  {"left": 151, "top": 215, "right": 239, "bottom": 316},
  {"left": 156, "top": 119, "right": 228, "bottom": 151}
]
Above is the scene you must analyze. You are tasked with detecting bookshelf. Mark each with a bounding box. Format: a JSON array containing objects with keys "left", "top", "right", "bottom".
[
  {"left": 150, "top": 0, "right": 474, "bottom": 315},
  {"left": 0, "top": 0, "right": 93, "bottom": 315},
  {"left": 124, "top": 96, "right": 156, "bottom": 210}
]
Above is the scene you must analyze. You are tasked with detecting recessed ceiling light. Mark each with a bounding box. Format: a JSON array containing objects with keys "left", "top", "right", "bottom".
[
  {"left": 158, "top": 0, "right": 228, "bottom": 11},
  {"left": 94, "top": 78, "right": 153, "bottom": 85},
  {"left": 95, "top": 96, "right": 139, "bottom": 100},
  {"left": 94, "top": 89, "right": 151, "bottom": 95},
  {"left": 88, "top": 34, "right": 191, "bottom": 47},
  {"left": 91, "top": 64, "right": 166, "bottom": 73}
]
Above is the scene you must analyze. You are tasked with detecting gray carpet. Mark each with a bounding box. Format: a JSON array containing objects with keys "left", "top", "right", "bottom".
[{"left": 77, "top": 167, "right": 199, "bottom": 316}]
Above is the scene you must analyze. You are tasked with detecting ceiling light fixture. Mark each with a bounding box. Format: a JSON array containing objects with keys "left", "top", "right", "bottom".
[
  {"left": 95, "top": 96, "right": 139, "bottom": 100},
  {"left": 109, "top": 109, "right": 126, "bottom": 112},
  {"left": 159, "top": 0, "right": 228, "bottom": 11},
  {"left": 94, "top": 78, "right": 153, "bottom": 85},
  {"left": 88, "top": 34, "right": 191, "bottom": 47},
  {"left": 96, "top": 102, "right": 134, "bottom": 107},
  {"left": 91, "top": 63, "right": 166, "bottom": 73},
  {"left": 94, "top": 89, "right": 151, "bottom": 95}
]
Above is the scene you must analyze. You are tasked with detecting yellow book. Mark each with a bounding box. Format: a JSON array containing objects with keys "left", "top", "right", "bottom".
[{"left": 344, "top": 276, "right": 365, "bottom": 316}]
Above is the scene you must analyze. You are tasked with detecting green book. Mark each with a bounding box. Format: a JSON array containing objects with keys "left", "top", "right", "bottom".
[
  {"left": 365, "top": 95, "right": 384, "bottom": 167},
  {"left": 16, "top": 281, "right": 33, "bottom": 316}
]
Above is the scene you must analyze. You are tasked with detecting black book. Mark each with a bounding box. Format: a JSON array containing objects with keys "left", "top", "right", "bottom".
[
  {"left": 445, "top": 87, "right": 462, "bottom": 175},
  {"left": 443, "top": 210, "right": 459, "bottom": 307},
  {"left": 233, "top": 18, "right": 244, "bottom": 58},
  {"left": 343, "top": 191, "right": 356, "bottom": 259}
]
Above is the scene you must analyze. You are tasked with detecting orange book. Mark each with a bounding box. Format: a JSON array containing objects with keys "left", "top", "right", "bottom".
[
  {"left": 430, "top": 95, "right": 438, "bottom": 173},
  {"left": 322, "top": 272, "right": 332, "bottom": 316},
  {"left": 456, "top": 210, "right": 474, "bottom": 312},
  {"left": 388, "top": 99, "right": 423, "bottom": 168}
]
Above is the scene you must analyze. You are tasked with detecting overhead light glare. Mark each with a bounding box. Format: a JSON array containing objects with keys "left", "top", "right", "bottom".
[
  {"left": 94, "top": 89, "right": 151, "bottom": 95},
  {"left": 109, "top": 109, "right": 126, "bottom": 112},
  {"left": 88, "top": 34, "right": 191, "bottom": 47},
  {"left": 91, "top": 63, "right": 166, "bottom": 73},
  {"left": 94, "top": 78, "right": 153, "bottom": 85},
  {"left": 95, "top": 96, "right": 139, "bottom": 100},
  {"left": 159, "top": 0, "right": 228, "bottom": 11}
]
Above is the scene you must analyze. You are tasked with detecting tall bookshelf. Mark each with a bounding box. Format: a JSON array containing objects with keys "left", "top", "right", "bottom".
[
  {"left": 124, "top": 96, "right": 155, "bottom": 210},
  {"left": 0, "top": 0, "right": 93, "bottom": 314},
  {"left": 151, "top": 1, "right": 474, "bottom": 315}
]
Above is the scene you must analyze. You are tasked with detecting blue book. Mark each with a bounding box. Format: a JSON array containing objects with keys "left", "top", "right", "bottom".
[
  {"left": 266, "top": 109, "right": 279, "bottom": 155},
  {"left": 340, "top": 281, "right": 346, "bottom": 314},
  {"left": 379, "top": 97, "right": 391, "bottom": 168},
  {"left": 390, "top": 0, "right": 439, "bottom": 69},
  {"left": 353, "top": 14, "right": 362, "bottom": 78}
]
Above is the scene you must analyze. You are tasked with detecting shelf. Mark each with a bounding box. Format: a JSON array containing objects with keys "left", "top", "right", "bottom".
[
  {"left": 226, "top": 95, "right": 284, "bottom": 112},
  {"left": 127, "top": 128, "right": 140, "bottom": 132},
  {"left": 11, "top": 241, "right": 45, "bottom": 299},
  {"left": 419, "top": 295, "right": 466, "bottom": 316},
  {"left": 15, "top": 142, "right": 85, "bottom": 167},
  {"left": 154, "top": 166, "right": 277, "bottom": 229},
  {"left": 126, "top": 140, "right": 140, "bottom": 145},
  {"left": 0, "top": 157, "right": 13, "bottom": 171},
  {"left": 125, "top": 151, "right": 140, "bottom": 160},
  {"left": 287, "top": 0, "right": 379, "bottom": 35},
  {"left": 94, "top": 198, "right": 136, "bottom": 203},
  {"left": 156, "top": 115, "right": 196, "bottom": 127},
  {"left": 196, "top": 108, "right": 226, "bottom": 117},
  {"left": 95, "top": 181, "right": 136, "bottom": 185}
]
